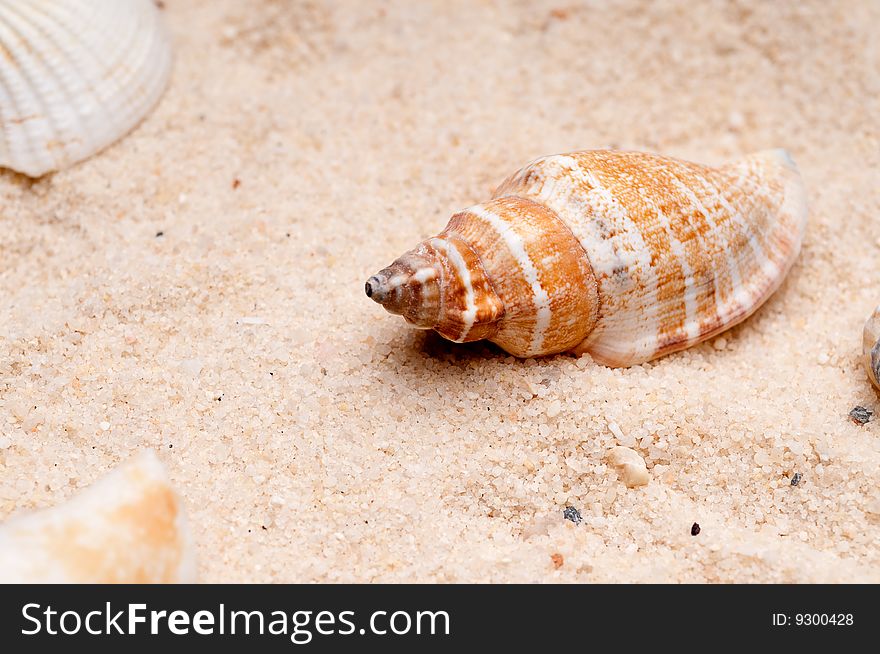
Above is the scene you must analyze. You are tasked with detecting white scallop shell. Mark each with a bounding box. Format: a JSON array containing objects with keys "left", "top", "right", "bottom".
[{"left": 0, "top": 0, "right": 172, "bottom": 176}]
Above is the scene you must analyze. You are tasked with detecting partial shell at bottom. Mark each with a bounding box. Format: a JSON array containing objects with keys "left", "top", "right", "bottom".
[{"left": 0, "top": 450, "right": 196, "bottom": 583}]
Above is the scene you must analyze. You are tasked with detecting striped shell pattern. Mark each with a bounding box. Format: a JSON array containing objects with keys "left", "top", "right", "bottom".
[{"left": 366, "top": 149, "right": 807, "bottom": 367}]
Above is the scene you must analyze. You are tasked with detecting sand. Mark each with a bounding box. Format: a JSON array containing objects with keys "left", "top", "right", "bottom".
[{"left": 1, "top": 0, "right": 879, "bottom": 583}]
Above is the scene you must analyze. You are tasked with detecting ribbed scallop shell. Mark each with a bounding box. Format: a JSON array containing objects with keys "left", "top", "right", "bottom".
[
  {"left": 0, "top": 0, "right": 172, "bottom": 176},
  {"left": 494, "top": 149, "right": 807, "bottom": 366},
  {"left": 863, "top": 305, "right": 880, "bottom": 390}
]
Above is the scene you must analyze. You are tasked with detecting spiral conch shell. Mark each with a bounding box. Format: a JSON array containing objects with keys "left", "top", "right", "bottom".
[
  {"left": 367, "top": 149, "right": 807, "bottom": 366},
  {"left": 863, "top": 306, "right": 880, "bottom": 390},
  {"left": 0, "top": 450, "right": 196, "bottom": 583},
  {"left": 0, "top": 0, "right": 172, "bottom": 177}
]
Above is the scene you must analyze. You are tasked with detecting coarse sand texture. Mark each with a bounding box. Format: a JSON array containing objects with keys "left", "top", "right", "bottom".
[{"left": 1, "top": 0, "right": 879, "bottom": 582}]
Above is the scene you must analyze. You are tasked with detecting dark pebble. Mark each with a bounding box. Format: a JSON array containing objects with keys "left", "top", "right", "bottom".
[
  {"left": 849, "top": 406, "right": 872, "bottom": 425},
  {"left": 563, "top": 506, "right": 582, "bottom": 525},
  {"left": 791, "top": 472, "right": 802, "bottom": 486},
  {"left": 691, "top": 522, "right": 701, "bottom": 536}
]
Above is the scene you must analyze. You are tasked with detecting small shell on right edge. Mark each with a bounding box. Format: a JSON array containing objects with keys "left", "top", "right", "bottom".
[{"left": 863, "top": 305, "right": 880, "bottom": 390}]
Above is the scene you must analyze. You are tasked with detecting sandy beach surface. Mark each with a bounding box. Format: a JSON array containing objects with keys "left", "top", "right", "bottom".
[{"left": 1, "top": 0, "right": 879, "bottom": 582}]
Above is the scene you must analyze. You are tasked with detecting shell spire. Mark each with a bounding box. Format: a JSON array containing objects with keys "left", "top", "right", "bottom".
[
  {"left": 367, "top": 149, "right": 807, "bottom": 366},
  {"left": 366, "top": 233, "right": 506, "bottom": 343}
]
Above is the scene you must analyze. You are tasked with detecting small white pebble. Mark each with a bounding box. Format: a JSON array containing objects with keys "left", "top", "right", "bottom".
[
  {"left": 607, "top": 446, "right": 650, "bottom": 488},
  {"left": 817, "top": 352, "right": 829, "bottom": 364},
  {"left": 99, "top": 421, "right": 111, "bottom": 431},
  {"left": 713, "top": 337, "right": 727, "bottom": 350}
]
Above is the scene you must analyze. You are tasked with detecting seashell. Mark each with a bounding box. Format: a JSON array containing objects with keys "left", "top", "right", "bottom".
[
  {"left": 366, "top": 149, "right": 807, "bottom": 366},
  {"left": 0, "top": 0, "right": 172, "bottom": 177},
  {"left": 863, "top": 305, "right": 880, "bottom": 390},
  {"left": 0, "top": 450, "right": 196, "bottom": 583}
]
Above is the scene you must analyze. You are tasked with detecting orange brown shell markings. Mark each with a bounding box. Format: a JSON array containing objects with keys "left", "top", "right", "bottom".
[
  {"left": 367, "top": 149, "right": 807, "bottom": 367},
  {"left": 0, "top": 450, "right": 196, "bottom": 583}
]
